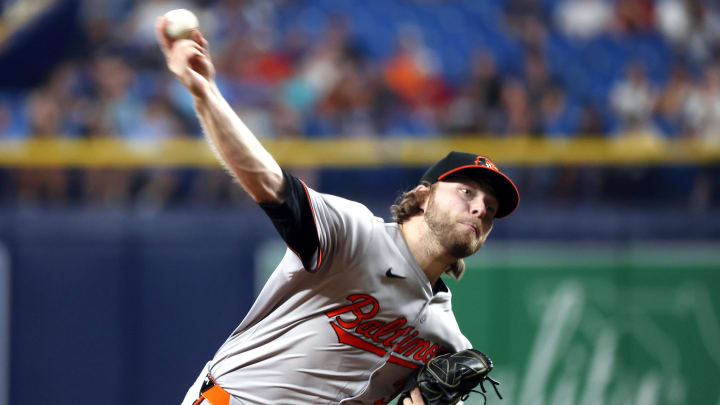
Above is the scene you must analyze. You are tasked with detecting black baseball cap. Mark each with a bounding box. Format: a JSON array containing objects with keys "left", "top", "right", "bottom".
[{"left": 422, "top": 151, "right": 519, "bottom": 218}]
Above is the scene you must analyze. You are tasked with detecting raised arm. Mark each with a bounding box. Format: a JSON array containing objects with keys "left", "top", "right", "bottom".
[{"left": 155, "top": 16, "right": 284, "bottom": 203}]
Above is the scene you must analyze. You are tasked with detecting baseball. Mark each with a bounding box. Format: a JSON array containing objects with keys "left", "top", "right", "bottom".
[{"left": 163, "top": 9, "right": 199, "bottom": 40}]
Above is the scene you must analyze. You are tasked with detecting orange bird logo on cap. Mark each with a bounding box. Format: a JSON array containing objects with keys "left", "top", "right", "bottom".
[{"left": 475, "top": 156, "right": 497, "bottom": 171}]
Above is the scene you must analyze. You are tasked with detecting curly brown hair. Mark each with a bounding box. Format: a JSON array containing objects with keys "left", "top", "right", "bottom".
[
  {"left": 390, "top": 182, "right": 465, "bottom": 280},
  {"left": 390, "top": 181, "right": 432, "bottom": 224}
]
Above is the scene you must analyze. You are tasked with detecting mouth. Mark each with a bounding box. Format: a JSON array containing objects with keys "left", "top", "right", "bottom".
[{"left": 463, "top": 223, "right": 479, "bottom": 236}]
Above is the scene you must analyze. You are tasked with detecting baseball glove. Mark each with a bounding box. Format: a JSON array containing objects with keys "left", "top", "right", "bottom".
[{"left": 400, "top": 348, "right": 502, "bottom": 405}]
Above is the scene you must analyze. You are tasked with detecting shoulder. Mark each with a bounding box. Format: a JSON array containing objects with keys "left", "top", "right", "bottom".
[
  {"left": 307, "top": 188, "right": 374, "bottom": 215},
  {"left": 305, "top": 187, "right": 382, "bottom": 229}
]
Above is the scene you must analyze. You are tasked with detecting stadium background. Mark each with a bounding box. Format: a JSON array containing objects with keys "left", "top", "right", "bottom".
[{"left": 1, "top": 0, "right": 719, "bottom": 404}]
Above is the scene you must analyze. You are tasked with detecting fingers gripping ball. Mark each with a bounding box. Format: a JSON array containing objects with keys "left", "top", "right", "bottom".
[
  {"left": 401, "top": 349, "right": 503, "bottom": 405},
  {"left": 164, "top": 9, "right": 199, "bottom": 40}
]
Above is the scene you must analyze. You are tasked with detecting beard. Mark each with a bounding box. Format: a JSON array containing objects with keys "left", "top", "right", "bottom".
[{"left": 424, "top": 194, "right": 482, "bottom": 259}]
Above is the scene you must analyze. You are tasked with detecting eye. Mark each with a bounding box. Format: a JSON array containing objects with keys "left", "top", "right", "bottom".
[
  {"left": 459, "top": 187, "right": 474, "bottom": 198},
  {"left": 486, "top": 202, "right": 498, "bottom": 216}
]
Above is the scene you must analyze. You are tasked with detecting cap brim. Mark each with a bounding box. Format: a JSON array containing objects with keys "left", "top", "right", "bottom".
[{"left": 438, "top": 166, "right": 519, "bottom": 218}]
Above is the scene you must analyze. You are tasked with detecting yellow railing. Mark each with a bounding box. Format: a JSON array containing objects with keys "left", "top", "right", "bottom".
[{"left": 1, "top": 136, "right": 719, "bottom": 168}]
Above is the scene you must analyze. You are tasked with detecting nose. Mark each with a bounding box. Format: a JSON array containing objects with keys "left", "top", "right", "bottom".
[{"left": 470, "top": 199, "right": 487, "bottom": 218}]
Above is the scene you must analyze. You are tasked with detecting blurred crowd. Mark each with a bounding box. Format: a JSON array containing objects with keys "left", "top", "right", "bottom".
[{"left": 0, "top": 0, "right": 719, "bottom": 209}]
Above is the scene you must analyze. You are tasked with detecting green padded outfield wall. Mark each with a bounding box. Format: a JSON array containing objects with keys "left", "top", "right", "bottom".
[{"left": 442, "top": 242, "right": 720, "bottom": 405}]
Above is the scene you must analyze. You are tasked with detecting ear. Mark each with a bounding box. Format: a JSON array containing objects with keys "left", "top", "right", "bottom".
[{"left": 416, "top": 184, "right": 431, "bottom": 212}]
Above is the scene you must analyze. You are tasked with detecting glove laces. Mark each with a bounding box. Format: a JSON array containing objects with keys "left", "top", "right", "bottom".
[{"left": 462, "top": 376, "right": 503, "bottom": 404}]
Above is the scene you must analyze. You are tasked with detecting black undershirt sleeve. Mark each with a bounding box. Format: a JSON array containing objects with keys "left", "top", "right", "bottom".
[{"left": 258, "top": 170, "right": 320, "bottom": 271}]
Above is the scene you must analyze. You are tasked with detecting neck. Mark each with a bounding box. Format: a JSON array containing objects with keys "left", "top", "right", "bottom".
[{"left": 399, "top": 216, "right": 455, "bottom": 286}]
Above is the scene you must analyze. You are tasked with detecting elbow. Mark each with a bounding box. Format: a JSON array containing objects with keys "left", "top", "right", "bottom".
[{"left": 248, "top": 171, "right": 285, "bottom": 204}]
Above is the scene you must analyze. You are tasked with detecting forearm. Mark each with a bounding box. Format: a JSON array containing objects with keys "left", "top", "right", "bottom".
[
  {"left": 154, "top": 16, "right": 283, "bottom": 202},
  {"left": 194, "top": 82, "right": 284, "bottom": 203}
]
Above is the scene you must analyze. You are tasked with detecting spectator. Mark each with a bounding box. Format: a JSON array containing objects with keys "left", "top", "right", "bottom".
[
  {"left": 578, "top": 104, "right": 608, "bottom": 135},
  {"left": 88, "top": 54, "right": 143, "bottom": 136},
  {"left": 79, "top": 0, "right": 134, "bottom": 52},
  {"left": 656, "top": 0, "right": 720, "bottom": 63},
  {"left": 554, "top": 0, "right": 612, "bottom": 40},
  {"left": 654, "top": 65, "right": 693, "bottom": 136},
  {"left": 281, "top": 24, "right": 345, "bottom": 116},
  {"left": 656, "top": 0, "right": 691, "bottom": 43},
  {"left": 14, "top": 90, "right": 69, "bottom": 206},
  {"left": 135, "top": 97, "right": 185, "bottom": 139},
  {"left": 537, "top": 85, "right": 580, "bottom": 136},
  {"left": 682, "top": 65, "right": 720, "bottom": 142},
  {"left": 443, "top": 51, "right": 503, "bottom": 135},
  {"left": 382, "top": 24, "right": 446, "bottom": 109},
  {"left": 524, "top": 49, "right": 557, "bottom": 120},
  {"left": 500, "top": 78, "right": 533, "bottom": 136},
  {"left": 316, "top": 62, "right": 379, "bottom": 137},
  {"left": 609, "top": 62, "right": 659, "bottom": 135},
  {"left": 505, "top": 0, "right": 549, "bottom": 49},
  {"left": 500, "top": 78, "right": 534, "bottom": 136},
  {"left": 612, "top": 0, "right": 655, "bottom": 34}
]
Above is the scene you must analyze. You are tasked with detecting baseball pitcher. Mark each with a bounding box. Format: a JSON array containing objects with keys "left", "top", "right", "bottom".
[{"left": 155, "top": 16, "right": 519, "bottom": 405}]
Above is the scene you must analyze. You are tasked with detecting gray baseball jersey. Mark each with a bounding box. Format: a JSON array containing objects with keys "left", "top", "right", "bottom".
[{"left": 188, "top": 173, "right": 472, "bottom": 404}]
